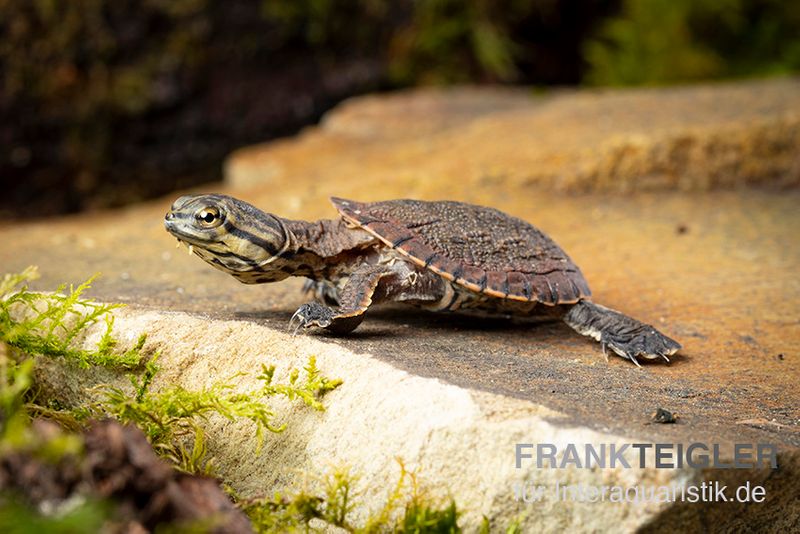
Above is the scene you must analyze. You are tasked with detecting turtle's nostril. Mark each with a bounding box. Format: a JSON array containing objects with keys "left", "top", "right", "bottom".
[{"left": 164, "top": 212, "right": 177, "bottom": 231}]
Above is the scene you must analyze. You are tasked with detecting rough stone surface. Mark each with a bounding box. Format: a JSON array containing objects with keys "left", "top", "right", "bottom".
[
  {"left": 2, "top": 80, "right": 799, "bottom": 530},
  {"left": 26, "top": 309, "right": 800, "bottom": 532},
  {"left": 227, "top": 78, "right": 800, "bottom": 194}
]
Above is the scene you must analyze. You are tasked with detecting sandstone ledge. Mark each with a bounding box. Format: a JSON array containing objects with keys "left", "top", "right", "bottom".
[
  {"left": 31, "top": 307, "right": 800, "bottom": 531},
  {"left": 227, "top": 78, "right": 800, "bottom": 194},
  {"left": 2, "top": 77, "right": 799, "bottom": 530}
]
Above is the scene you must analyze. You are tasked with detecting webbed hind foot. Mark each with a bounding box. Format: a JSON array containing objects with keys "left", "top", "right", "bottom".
[
  {"left": 600, "top": 329, "right": 681, "bottom": 367},
  {"left": 564, "top": 300, "right": 681, "bottom": 366}
]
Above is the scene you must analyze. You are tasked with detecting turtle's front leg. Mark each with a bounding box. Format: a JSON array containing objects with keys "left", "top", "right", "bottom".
[{"left": 290, "top": 267, "right": 391, "bottom": 334}]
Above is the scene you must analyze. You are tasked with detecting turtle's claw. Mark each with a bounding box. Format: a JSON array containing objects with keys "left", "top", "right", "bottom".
[
  {"left": 288, "top": 302, "right": 334, "bottom": 333},
  {"left": 601, "top": 329, "right": 679, "bottom": 366},
  {"left": 601, "top": 336, "right": 645, "bottom": 367},
  {"left": 288, "top": 308, "right": 305, "bottom": 336}
]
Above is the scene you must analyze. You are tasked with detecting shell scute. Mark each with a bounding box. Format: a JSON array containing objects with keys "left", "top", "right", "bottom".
[
  {"left": 507, "top": 272, "right": 531, "bottom": 301},
  {"left": 484, "top": 271, "right": 510, "bottom": 298},
  {"left": 532, "top": 276, "right": 557, "bottom": 305},
  {"left": 331, "top": 197, "right": 591, "bottom": 305}
]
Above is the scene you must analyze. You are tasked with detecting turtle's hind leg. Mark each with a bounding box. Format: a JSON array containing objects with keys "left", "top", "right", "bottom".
[{"left": 563, "top": 300, "right": 681, "bottom": 366}]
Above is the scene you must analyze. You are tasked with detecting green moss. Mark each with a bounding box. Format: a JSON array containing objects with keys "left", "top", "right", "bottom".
[
  {"left": 0, "top": 356, "right": 81, "bottom": 461},
  {"left": 78, "top": 354, "right": 340, "bottom": 474},
  {"left": 241, "top": 461, "right": 461, "bottom": 533},
  {"left": 478, "top": 512, "right": 527, "bottom": 534},
  {"left": 0, "top": 268, "right": 520, "bottom": 532},
  {"left": 387, "top": 0, "right": 525, "bottom": 84},
  {"left": 1, "top": 267, "right": 341, "bottom": 476},
  {"left": 0, "top": 267, "right": 136, "bottom": 460},
  {"left": 0, "top": 266, "right": 146, "bottom": 369}
]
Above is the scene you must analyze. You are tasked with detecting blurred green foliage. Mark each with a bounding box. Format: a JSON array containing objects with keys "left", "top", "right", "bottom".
[
  {"left": 0, "top": 496, "right": 110, "bottom": 534},
  {"left": 1, "top": 0, "right": 798, "bottom": 216},
  {"left": 258, "top": 0, "right": 580, "bottom": 84},
  {"left": 0, "top": 0, "right": 209, "bottom": 168},
  {"left": 388, "top": 0, "right": 523, "bottom": 83},
  {"left": 261, "top": 0, "right": 393, "bottom": 50},
  {"left": 0, "top": 0, "right": 208, "bottom": 112},
  {"left": 256, "top": 0, "right": 800, "bottom": 85},
  {"left": 585, "top": 0, "right": 800, "bottom": 85}
]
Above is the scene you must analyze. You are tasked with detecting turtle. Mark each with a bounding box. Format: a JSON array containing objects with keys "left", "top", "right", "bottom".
[{"left": 164, "top": 194, "right": 681, "bottom": 365}]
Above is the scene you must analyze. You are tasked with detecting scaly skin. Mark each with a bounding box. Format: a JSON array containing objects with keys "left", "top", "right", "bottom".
[{"left": 164, "top": 194, "right": 681, "bottom": 366}]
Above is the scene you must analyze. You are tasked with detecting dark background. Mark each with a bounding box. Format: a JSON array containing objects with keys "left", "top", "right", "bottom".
[{"left": 2, "top": 0, "right": 798, "bottom": 218}]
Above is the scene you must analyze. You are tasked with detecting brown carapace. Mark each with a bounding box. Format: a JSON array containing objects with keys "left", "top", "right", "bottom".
[{"left": 164, "top": 195, "right": 681, "bottom": 366}]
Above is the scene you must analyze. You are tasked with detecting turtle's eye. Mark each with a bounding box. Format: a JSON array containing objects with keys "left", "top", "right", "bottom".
[{"left": 195, "top": 206, "right": 222, "bottom": 227}]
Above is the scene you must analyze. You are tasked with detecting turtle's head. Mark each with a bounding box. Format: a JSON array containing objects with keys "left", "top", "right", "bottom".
[{"left": 164, "top": 194, "right": 293, "bottom": 278}]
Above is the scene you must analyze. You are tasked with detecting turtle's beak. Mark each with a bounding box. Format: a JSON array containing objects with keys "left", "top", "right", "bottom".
[{"left": 163, "top": 210, "right": 198, "bottom": 243}]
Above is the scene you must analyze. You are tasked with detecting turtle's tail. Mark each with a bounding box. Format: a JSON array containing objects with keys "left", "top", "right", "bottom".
[{"left": 563, "top": 300, "right": 681, "bottom": 366}]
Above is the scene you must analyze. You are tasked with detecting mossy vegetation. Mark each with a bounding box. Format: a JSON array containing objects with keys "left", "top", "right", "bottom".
[
  {"left": 74, "top": 354, "right": 341, "bottom": 475},
  {"left": 0, "top": 268, "right": 476, "bottom": 532},
  {"left": 241, "top": 461, "right": 524, "bottom": 532},
  {"left": 1, "top": 267, "right": 340, "bottom": 475},
  {"left": 0, "top": 357, "right": 82, "bottom": 461},
  {"left": 0, "top": 338, "right": 111, "bottom": 532},
  {"left": 240, "top": 462, "right": 460, "bottom": 533},
  {"left": 0, "top": 266, "right": 145, "bottom": 369}
]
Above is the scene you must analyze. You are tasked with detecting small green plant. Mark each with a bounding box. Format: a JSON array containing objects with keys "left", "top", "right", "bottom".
[
  {"left": 241, "top": 460, "right": 461, "bottom": 533},
  {"left": 78, "top": 355, "right": 341, "bottom": 474},
  {"left": 479, "top": 512, "right": 527, "bottom": 534},
  {"left": 0, "top": 268, "right": 519, "bottom": 532},
  {"left": 1, "top": 267, "right": 342, "bottom": 477},
  {"left": 0, "top": 355, "right": 83, "bottom": 461},
  {"left": 387, "top": 0, "right": 526, "bottom": 84},
  {"left": 0, "top": 266, "right": 146, "bottom": 369}
]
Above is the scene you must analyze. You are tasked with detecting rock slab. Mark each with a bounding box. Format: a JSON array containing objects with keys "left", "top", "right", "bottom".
[
  {"left": 1, "top": 79, "right": 799, "bottom": 531},
  {"left": 228, "top": 78, "right": 800, "bottom": 194}
]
